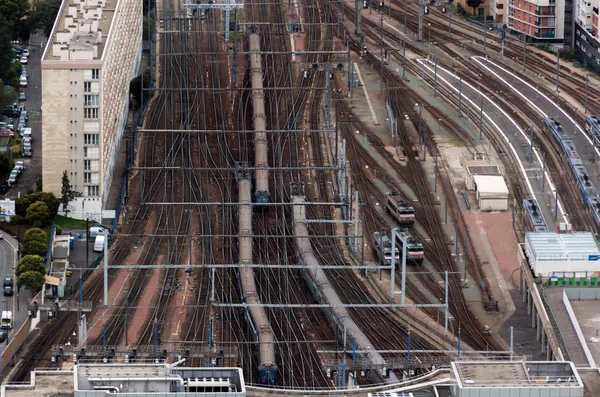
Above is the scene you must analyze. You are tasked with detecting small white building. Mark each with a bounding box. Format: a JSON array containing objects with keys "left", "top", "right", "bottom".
[
  {"left": 451, "top": 361, "right": 583, "bottom": 397},
  {"left": 524, "top": 232, "right": 600, "bottom": 277},
  {"left": 472, "top": 175, "right": 509, "bottom": 211}
]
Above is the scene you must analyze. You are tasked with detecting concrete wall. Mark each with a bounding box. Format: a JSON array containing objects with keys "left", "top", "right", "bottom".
[
  {"left": 478, "top": 197, "right": 508, "bottom": 211},
  {"left": 100, "top": 0, "right": 142, "bottom": 206},
  {"left": 41, "top": 68, "right": 71, "bottom": 196},
  {"left": 455, "top": 386, "right": 584, "bottom": 397}
]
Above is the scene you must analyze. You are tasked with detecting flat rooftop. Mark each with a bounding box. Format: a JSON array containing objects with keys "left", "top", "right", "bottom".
[
  {"left": 526, "top": 232, "right": 600, "bottom": 261},
  {"left": 43, "top": 0, "right": 116, "bottom": 61},
  {"left": 453, "top": 361, "right": 581, "bottom": 388},
  {"left": 571, "top": 299, "right": 600, "bottom": 364},
  {"left": 78, "top": 363, "right": 169, "bottom": 379}
]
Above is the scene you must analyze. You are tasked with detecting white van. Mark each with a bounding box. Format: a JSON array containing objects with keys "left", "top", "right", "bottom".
[
  {"left": 19, "top": 75, "right": 27, "bottom": 87},
  {"left": 1, "top": 311, "right": 12, "bottom": 329},
  {"left": 21, "top": 127, "right": 31, "bottom": 140},
  {"left": 93, "top": 235, "right": 105, "bottom": 252}
]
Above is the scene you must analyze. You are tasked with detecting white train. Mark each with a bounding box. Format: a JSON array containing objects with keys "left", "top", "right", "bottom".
[{"left": 248, "top": 31, "right": 270, "bottom": 207}]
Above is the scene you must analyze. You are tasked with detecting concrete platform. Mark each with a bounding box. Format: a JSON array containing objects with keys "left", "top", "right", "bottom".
[
  {"left": 543, "top": 287, "right": 588, "bottom": 365},
  {"left": 571, "top": 299, "right": 600, "bottom": 364}
]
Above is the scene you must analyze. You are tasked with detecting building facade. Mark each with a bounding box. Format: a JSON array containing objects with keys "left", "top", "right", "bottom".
[
  {"left": 42, "top": 0, "right": 142, "bottom": 219},
  {"left": 574, "top": 0, "right": 600, "bottom": 73},
  {"left": 508, "top": 0, "right": 566, "bottom": 42}
]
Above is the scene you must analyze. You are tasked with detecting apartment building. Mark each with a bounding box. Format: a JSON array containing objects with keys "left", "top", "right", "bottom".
[
  {"left": 41, "top": 0, "right": 142, "bottom": 219},
  {"left": 574, "top": 0, "right": 600, "bottom": 72},
  {"left": 508, "top": 0, "right": 567, "bottom": 41}
]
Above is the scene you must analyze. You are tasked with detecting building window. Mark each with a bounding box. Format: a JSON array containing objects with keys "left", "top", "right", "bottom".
[
  {"left": 84, "top": 173, "right": 91, "bottom": 183},
  {"left": 84, "top": 108, "right": 99, "bottom": 119},
  {"left": 84, "top": 147, "right": 99, "bottom": 158},
  {"left": 92, "top": 69, "right": 99, "bottom": 80},
  {"left": 84, "top": 133, "right": 99, "bottom": 145},
  {"left": 87, "top": 185, "right": 99, "bottom": 197},
  {"left": 84, "top": 82, "right": 91, "bottom": 93},
  {"left": 84, "top": 95, "right": 99, "bottom": 106}
]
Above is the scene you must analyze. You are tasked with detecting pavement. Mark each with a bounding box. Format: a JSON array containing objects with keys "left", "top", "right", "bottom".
[
  {"left": 543, "top": 287, "right": 588, "bottom": 365},
  {"left": 6, "top": 34, "right": 44, "bottom": 197}
]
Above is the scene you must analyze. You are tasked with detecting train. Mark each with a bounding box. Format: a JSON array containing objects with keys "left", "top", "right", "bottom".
[
  {"left": 237, "top": 175, "right": 277, "bottom": 385},
  {"left": 585, "top": 115, "right": 600, "bottom": 145},
  {"left": 397, "top": 229, "right": 424, "bottom": 264},
  {"left": 292, "top": 188, "right": 398, "bottom": 383},
  {"left": 373, "top": 232, "right": 400, "bottom": 265},
  {"left": 522, "top": 198, "right": 548, "bottom": 232},
  {"left": 544, "top": 117, "right": 600, "bottom": 229},
  {"left": 248, "top": 30, "right": 271, "bottom": 209},
  {"left": 385, "top": 192, "right": 415, "bottom": 226}
]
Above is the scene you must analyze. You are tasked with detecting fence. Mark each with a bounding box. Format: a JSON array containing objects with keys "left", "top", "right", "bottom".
[
  {"left": 465, "top": 18, "right": 503, "bottom": 34},
  {"left": 544, "top": 277, "right": 600, "bottom": 287},
  {"left": 63, "top": 255, "right": 102, "bottom": 299},
  {"left": 45, "top": 222, "right": 56, "bottom": 269}
]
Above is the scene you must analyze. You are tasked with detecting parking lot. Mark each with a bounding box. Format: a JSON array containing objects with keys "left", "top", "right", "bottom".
[{"left": 6, "top": 34, "right": 43, "bottom": 197}]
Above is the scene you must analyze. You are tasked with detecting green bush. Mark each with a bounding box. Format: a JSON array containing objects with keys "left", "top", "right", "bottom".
[
  {"left": 16, "top": 254, "right": 45, "bottom": 277},
  {"left": 24, "top": 227, "right": 48, "bottom": 245},
  {"left": 25, "top": 201, "right": 52, "bottom": 226}
]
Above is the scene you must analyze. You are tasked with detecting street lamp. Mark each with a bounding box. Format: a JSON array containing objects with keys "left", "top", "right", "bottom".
[{"left": 428, "top": 23, "right": 431, "bottom": 46}]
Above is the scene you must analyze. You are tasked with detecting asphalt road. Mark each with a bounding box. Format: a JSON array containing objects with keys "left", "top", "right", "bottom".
[
  {"left": 0, "top": 234, "right": 29, "bottom": 344},
  {"left": 9, "top": 34, "right": 43, "bottom": 196}
]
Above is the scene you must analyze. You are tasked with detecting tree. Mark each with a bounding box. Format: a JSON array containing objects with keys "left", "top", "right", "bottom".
[
  {"left": 25, "top": 201, "right": 51, "bottom": 227},
  {"left": 3, "top": 86, "right": 18, "bottom": 106},
  {"left": 60, "top": 171, "right": 80, "bottom": 216},
  {"left": 17, "top": 192, "right": 61, "bottom": 217},
  {"left": 27, "top": 0, "right": 61, "bottom": 38},
  {"left": 15, "top": 195, "right": 32, "bottom": 217},
  {"left": 143, "top": 16, "right": 155, "bottom": 41},
  {"left": 18, "top": 271, "right": 45, "bottom": 292},
  {"left": 0, "top": 154, "right": 14, "bottom": 179},
  {"left": 29, "top": 191, "right": 60, "bottom": 215},
  {"left": 0, "top": 0, "right": 30, "bottom": 28},
  {"left": 16, "top": 254, "right": 46, "bottom": 277},
  {"left": 23, "top": 240, "right": 48, "bottom": 257},
  {"left": 129, "top": 70, "right": 154, "bottom": 108},
  {"left": 24, "top": 227, "right": 48, "bottom": 245},
  {"left": 466, "top": 0, "right": 484, "bottom": 16}
]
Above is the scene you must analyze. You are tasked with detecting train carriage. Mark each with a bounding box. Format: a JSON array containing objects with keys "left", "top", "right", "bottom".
[
  {"left": 385, "top": 192, "right": 415, "bottom": 226},
  {"left": 522, "top": 199, "right": 548, "bottom": 232}
]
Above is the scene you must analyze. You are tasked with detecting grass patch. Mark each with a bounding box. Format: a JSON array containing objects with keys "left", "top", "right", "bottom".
[{"left": 53, "top": 215, "right": 89, "bottom": 230}]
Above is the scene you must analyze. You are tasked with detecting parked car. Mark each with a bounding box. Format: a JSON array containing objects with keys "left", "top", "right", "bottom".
[
  {"left": 15, "top": 161, "right": 24, "bottom": 171},
  {"left": 0, "top": 185, "right": 8, "bottom": 194},
  {"left": 18, "top": 92, "right": 25, "bottom": 101},
  {"left": 21, "top": 67, "right": 27, "bottom": 77},
  {"left": 20, "top": 56, "right": 27, "bottom": 65},
  {"left": 22, "top": 148, "right": 31, "bottom": 157},
  {"left": 89, "top": 224, "right": 111, "bottom": 239},
  {"left": 14, "top": 163, "right": 23, "bottom": 174},
  {"left": 0, "top": 330, "right": 8, "bottom": 343},
  {"left": 22, "top": 49, "right": 29, "bottom": 57},
  {"left": 21, "top": 110, "right": 27, "bottom": 122},
  {"left": 6, "top": 170, "right": 19, "bottom": 186},
  {"left": 3, "top": 286, "right": 13, "bottom": 297}
]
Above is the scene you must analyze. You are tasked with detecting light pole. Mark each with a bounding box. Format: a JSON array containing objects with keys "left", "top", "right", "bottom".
[{"left": 428, "top": 23, "right": 431, "bottom": 46}]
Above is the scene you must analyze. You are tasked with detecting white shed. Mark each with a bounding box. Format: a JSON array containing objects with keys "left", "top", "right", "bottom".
[
  {"left": 525, "top": 232, "right": 600, "bottom": 277},
  {"left": 472, "top": 175, "right": 509, "bottom": 211}
]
